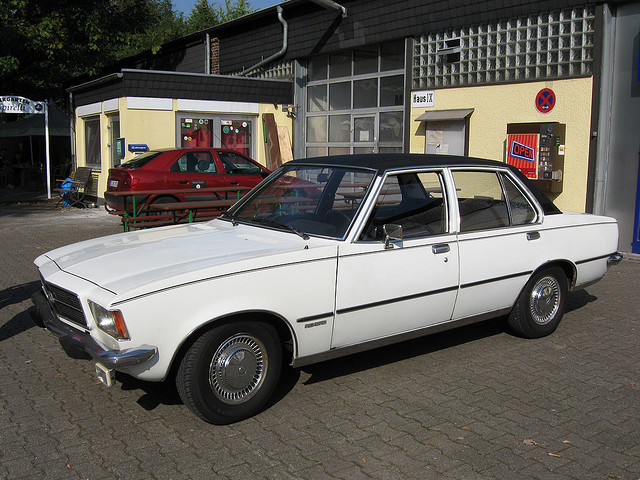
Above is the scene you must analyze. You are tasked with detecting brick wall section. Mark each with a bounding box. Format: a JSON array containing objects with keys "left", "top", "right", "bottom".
[{"left": 211, "top": 37, "right": 220, "bottom": 75}]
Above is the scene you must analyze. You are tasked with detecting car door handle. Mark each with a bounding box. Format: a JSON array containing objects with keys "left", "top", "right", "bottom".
[
  {"left": 527, "top": 231, "right": 541, "bottom": 241},
  {"left": 230, "top": 181, "right": 240, "bottom": 185},
  {"left": 432, "top": 244, "right": 450, "bottom": 254},
  {"left": 179, "top": 180, "right": 188, "bottom": 184}
]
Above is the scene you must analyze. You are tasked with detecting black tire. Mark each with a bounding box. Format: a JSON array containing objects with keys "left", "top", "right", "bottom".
[
  {"left": 508, "top": 267, "right": 568, "bottom": 339},
  {"left": 176, "top": 321, "right": 282, "bottom": 424}
]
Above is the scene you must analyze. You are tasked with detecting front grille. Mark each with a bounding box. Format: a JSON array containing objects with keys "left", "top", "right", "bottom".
[{"left": 43, "top": 283, "right": 88, "bottom": 329}]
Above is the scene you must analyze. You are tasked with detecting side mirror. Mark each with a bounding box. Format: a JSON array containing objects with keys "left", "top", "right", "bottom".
[
  {"left": 383, "top": 224, "right": 402, "bottom": 249},
  {"left": 317, "top": 173, "right": 329, "bottom": 183}
]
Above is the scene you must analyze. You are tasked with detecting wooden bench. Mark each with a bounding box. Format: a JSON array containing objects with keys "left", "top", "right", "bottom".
[
  {"left": 106, "top": 186, "right": 250, "bottom": 230},
  {"left": 54, "top": 167, "right": 93, "bottom": 208},
  {"left": 123, "top": 199, "right": 237, "bottom": 230}
]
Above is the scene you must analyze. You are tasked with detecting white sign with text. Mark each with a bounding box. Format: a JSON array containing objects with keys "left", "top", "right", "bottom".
[{"left": 412, "top": 90, "right": 435, "bottom": 108}]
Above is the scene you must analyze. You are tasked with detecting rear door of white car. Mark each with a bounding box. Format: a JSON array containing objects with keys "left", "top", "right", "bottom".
[
  {"left": 450, "top": 168, "right": 545, "bottom": 320},
  {"left": 331, "top": 169, "right": 459, "bottom": 348}
]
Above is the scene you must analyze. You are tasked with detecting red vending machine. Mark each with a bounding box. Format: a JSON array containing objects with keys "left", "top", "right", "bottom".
[{"left": 506, "top": 122, "right": 565, "bottom": 193}]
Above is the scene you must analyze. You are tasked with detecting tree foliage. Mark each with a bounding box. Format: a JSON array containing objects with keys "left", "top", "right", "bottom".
[{"left": 0, "top": 0, "right": 255, "bottom": 109}]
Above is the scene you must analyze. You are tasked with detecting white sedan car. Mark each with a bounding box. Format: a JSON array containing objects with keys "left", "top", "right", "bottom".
[{"left": 31, "top": 154, "right": 621, "bottom": 424}]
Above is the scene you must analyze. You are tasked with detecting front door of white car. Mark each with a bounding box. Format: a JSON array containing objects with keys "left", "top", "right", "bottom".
[{"left": 331, "top": 170, "right": 459, "bottom": 348}]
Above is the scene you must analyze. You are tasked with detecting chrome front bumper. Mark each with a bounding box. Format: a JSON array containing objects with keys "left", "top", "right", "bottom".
[{"left": 30, "top": 291, "right": 157, "bottom": 369}]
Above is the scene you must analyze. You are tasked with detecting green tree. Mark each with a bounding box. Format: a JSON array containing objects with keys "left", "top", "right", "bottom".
[
  {"left": 187, "top": 0, "right": 220, "bottom": 32},
  {"left": 119, "top": 0, "right": 187, "bottom": 57},
  {"left": 216, "top": 0, "right": 254, "bottom": 23},
  {"left": 0, "top": 0, "right": 173, "bottom": 105},
  {"left": 0, "top": 0, "right": 255, "bottom": 110},
  {"left": 187, "top": 0, "right": 255, "bottom": 32}
]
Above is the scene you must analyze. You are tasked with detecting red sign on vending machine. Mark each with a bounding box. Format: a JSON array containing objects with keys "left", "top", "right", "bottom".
[{"left": 507, "top": 133, "right": 539, "bottom": 179}]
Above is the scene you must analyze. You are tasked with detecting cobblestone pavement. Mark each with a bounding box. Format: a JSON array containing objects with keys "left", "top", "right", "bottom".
[{"left": 1, "top": 204, "right": 639, "bottom": 480}]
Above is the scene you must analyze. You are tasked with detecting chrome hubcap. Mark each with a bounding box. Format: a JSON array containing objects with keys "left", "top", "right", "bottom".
[
  {"left": 209, "top": 334, "right": 266, "bottom": 405},
  {"left": 529, "top": 276, "right": 561, "bottom": 325}
]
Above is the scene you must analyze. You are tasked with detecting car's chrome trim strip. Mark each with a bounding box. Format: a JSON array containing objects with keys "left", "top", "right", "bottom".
[
  {"left": 575, "top": 252, "right": 618, "bottom": 265},
  {"left": 292, "top": 307, "right": 512, "bottom": 367},
  {"left": 456, "top": 220, "right": 616, "bottom": 242},
  {"left": 297, "top": 312, "right": 334, "bottom": 323},
  {"left": 336, "top": 286, "right": 458, "bottom": 315},
  {"left": 336, "top": 270, "right": 533, "bottom": 316},
  {"left": 460, "top": 270, "right": 533, "bottom": 289}
]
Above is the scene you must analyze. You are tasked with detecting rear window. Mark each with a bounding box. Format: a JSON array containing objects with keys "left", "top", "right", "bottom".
[{"left": 119, "top": 151, "right": 163, "bottom": 169}]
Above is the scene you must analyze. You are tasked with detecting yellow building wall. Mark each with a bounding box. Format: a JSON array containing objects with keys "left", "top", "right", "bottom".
[
  {"left": 120, "top": 108, "right": 176, "bottom": 162},
  {"left": 410, "top": 78, "right": 593, "bottom": 212},
  {"left": 74, "top": 99, "right": 293, "bottom": 201}
]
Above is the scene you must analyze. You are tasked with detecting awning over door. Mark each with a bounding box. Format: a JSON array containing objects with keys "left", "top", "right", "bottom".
[{"left": 415, "top": 108, "right": 474, "bottom": 121}]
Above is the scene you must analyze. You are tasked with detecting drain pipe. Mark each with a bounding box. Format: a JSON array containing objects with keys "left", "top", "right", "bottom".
[{"left": 240, "top": 5, "right": 288, "bottom": 75}]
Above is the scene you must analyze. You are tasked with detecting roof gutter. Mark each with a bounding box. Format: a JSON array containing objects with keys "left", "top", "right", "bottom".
[
  {"left": 309, "top": 0, "right": 347, "bottom": 18},
  {"left": 66, "top": 72, "right": 124, "bottom": 93},
  {"left": 240, "top": 5, "right": 288, "bottom": 75}
]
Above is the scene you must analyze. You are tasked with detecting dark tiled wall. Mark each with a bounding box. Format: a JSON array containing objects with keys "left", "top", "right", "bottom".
[{"left": 217, "top": 0, "right": 597, "bottom": 73}]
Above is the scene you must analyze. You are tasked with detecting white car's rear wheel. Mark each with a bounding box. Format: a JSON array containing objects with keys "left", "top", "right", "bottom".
[
  {"left": 508, "top": 267, "right": 568, "bottom": 338},
  {"left": 177, "top": 321, "right": 282, "bottom": 424}
]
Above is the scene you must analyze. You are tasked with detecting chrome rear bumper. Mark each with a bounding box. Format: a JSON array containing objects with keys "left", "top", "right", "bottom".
[{"left": 608, "top": 252, "right": 623, "bottom": 267}]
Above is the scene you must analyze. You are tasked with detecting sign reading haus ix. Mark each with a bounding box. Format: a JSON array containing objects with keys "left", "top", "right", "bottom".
[{"left": 0, "top": 96, "right": 45, "bottom": 114}]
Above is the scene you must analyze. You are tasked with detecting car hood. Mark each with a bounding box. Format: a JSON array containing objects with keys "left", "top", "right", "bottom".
[{"left": 37, "top": 220, "right": 337, "bottom": 300}]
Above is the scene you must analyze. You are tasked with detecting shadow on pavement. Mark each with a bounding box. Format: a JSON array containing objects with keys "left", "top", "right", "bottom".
[
  {"left": 566, "top": 287, "right": 598, "bottom": 312},
  {"left": 300, "top": 288, "right": 597, "bottom": 385},
  {"left": 113, "top": 360, "right": 301, "bottom": 416},
  {"left": 0, "top": 280, "right": 41, "bottom": 342},
  {"left": 301, "top": 317, "right": 508, "bottom": 385}
]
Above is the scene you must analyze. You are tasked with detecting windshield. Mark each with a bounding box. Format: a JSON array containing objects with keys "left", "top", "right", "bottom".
[{"left": 227, "top": 165, "right": 376, "bottom": 239}]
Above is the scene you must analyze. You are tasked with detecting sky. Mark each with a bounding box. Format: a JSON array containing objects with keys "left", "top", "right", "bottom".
[{"left": 172, "top": 0, "right": 281, "bottom": 16}]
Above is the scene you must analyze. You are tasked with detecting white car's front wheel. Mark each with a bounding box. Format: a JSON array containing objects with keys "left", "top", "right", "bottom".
[{"left": 176, "top": 321, "right": 282, "bottom": 424}]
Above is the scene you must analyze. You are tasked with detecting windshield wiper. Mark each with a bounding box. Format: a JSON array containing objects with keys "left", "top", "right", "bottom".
[
  {"left": 252, "top": 218, "right": 309, "bottom": 240},
  {"left": 220, "top": 211, "right": 238, "bottom": 226}
]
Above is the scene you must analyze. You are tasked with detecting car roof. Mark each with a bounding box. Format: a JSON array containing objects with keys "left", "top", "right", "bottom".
[
  {"left": 288, "top": 154, "right": 562, "bottom": 215},
  {"left": 290, "top": 153, "right": 509, "bottom": 174}
]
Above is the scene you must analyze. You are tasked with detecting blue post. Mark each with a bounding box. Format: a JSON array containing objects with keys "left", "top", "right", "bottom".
[{"left": 633, "top": 153, "right": 640, "bottom": 254}]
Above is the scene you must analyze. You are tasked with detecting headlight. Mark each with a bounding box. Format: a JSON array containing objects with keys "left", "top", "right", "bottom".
[{"left": 88, "top": 301, "right": 130, "bottom": 340}]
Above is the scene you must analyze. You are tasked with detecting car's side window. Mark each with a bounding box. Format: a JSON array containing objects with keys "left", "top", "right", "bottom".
[
  {"left": 360, "top": 171, "right": 447, "bottom": 240},
  {"left": 501, "top": 173, "right": 537, "bottom": 225},
  {"left": 453, "top": 170, "right": 536, "bottom": 232},
  {"left": 171, "top": 152, "right": 217, "bottom": 174},
  {"left": 453, "top": 171, "right": 510, "bottom": 232},
  {"left": 218, "top": 151, "right": 261, "bottom": 176}
]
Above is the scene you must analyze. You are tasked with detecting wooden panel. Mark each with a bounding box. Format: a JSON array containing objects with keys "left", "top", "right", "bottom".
[
  {"left": 277, "top": 125, "right": 293, "bottom": 164},
  {"left": 263, "top": 113, "right": 282, "bottom": 171}
]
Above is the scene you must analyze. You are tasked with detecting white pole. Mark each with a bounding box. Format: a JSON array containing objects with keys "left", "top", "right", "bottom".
[{"left": 44, "top": 100, "right": 51, "bottom": 199}]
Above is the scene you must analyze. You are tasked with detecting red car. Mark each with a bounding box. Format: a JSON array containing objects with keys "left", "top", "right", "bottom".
[{"left": 104, "top": 148, "right": 270, "bottom": 212}]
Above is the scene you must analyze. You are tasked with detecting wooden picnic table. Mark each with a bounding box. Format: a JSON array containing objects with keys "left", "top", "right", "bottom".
[
  {"left": 106, "top": 186, "right": 251, "bottom": 230},
  {"left": 107, "top": 186, "right": 250, "bottom": 212},
  {"left": 146, "top": 198, "right": 237, "bottom": 224}
]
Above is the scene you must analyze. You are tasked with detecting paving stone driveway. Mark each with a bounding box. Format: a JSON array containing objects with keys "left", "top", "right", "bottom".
[{"left": 0, "top": 204, "right": 638, "bottom": 480}]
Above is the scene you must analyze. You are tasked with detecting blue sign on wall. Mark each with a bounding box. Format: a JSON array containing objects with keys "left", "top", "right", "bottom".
[{"left": 128, "top": 144, "right": 149, "bottom": 152}]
